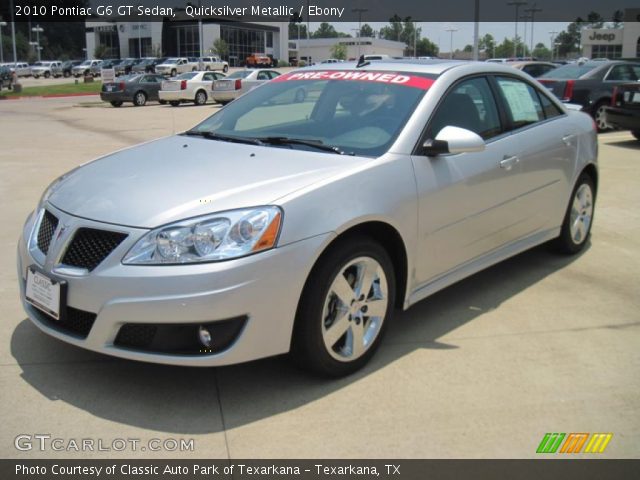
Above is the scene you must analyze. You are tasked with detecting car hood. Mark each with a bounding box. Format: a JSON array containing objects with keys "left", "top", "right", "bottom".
[{"left": 47, "top": 135, "right": 367, "bottom": 228}]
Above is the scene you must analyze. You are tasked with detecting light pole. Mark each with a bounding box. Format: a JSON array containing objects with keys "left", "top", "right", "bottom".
[
  {"left": 351, "top": 8, "right": 368, "bottom": 59},
  {"left": 520, "top": 14, "right": 530, "bottom": 57},
  {"left": 9, "top": 0, "right": 17, "bottom": 64},
  {"left": 525, "top": 4, "right": 542, "bottom": 55},
  {"left": 507, "top": 1, "right": 527, "bottom": 58},
  {"left": 31, "top": 24, "right": 43, "bottom": 61},
  {"left": 0, "top": 21, "right": 6, "bottom": 63},
  {"left": 549, "top": 31, "right": 558, "bottom": 61},
  {"left": 445, "top": 26, "right": 458, "bottom": 59},
  {"left": 472, "top": 0, "right": 480, "bottom": 61}
]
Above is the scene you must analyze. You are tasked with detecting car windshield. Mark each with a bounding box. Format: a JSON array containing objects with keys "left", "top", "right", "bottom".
[
  {"left": 79, "top": 60, "right": 91, "bottom": 66},
  {"left": 164, "top": 58, "right": 180, "bottom": 64},
  {"left": 540, "top": 64, "right": 597, "bottom": 79},
  {"left": 226, "top": 70, "right": 252, "bottom": 79},
  {"left": 191, "top": 70, "right": 433, "bottom": 157},
  {"left": 176, "top": 72, "right": 198, "bottom": 80}
]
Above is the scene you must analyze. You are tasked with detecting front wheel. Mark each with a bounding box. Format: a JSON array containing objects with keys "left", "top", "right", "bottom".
[
  {"left": 169, "top": 101, "right": 180, "bottom": 107},
  {"left": 133, "top": 91, "right": 147, "bottom": 107},
  {"left": 223, "top": 65, "right": 229, "bottom": 73},
  {"left": 553, "top": 173, "right": 596, "bottom": 254},
  {"left": 291, "top": 236, "right": 395, "bottom": 377},
  {"left": 170, "top": 69, "right": 177, "bottom": 77}
]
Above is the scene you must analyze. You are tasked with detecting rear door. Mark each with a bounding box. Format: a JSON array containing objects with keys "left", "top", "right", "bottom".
[
  {"left": 140, "top": 75, "right": 162, "bottom": 100},
  {"left": 492, "top": 75, "right": 576, "bottom": 234}
]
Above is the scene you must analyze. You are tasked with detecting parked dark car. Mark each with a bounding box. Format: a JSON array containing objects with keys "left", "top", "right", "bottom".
[
  {"left": 61, "top": 60, "right": 82, "bottom": 78},
  {"left": 114, "top": 58, "right": 139, "bottom": 76},
  {"left": 100, "top": 74, "right": 166, "bottom": 107},
  {"left": 91, "top": 59, "right": 120, "bottom": 76},
  {"left": 538, "top": 61, "right": 640, "bottom": 131},
  {"left": 0, "top": 65, "right": 13, "bottom": 91},
  {"left": 605, "top": 83, "right": 640, "bottom": 141},
  {"left": 508, "top": 61, "right": 557, "bottom": 78},
  {"left": 132, "top": 57, "right": 166, "bottom": 74}
]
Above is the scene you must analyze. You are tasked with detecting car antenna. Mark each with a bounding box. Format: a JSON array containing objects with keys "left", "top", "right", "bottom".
[{"left": 356, "top": 55, "right": 370, "bottom": 68}]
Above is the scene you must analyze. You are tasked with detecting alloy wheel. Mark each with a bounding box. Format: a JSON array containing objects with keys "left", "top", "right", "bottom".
[{"left": 569, "top": 183, "right": 593, "bottom": 245}]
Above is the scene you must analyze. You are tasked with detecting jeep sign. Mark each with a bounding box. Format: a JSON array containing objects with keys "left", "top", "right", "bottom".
[{"left": 582, "top": 29, "right": 620, "bottom": 45}]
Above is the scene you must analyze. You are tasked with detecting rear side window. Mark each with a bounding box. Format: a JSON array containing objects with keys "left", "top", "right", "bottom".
[
  {"left": 606, "top": 65, "right": 637, "bottom": 82},
  {"left": 495, "top": 77, "right": 544, "bottom": 129},
  {"left": 427, "top": 76, "right": 502, "bottom": 140},
  {"left": 537, "top": 90, "right": 564, "bottom": 119}
]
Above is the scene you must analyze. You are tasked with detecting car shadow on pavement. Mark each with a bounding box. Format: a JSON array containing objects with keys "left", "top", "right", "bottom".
[
  {"left": 606, "top": 139, "right": 640, "bottom": 150},
  {"left": 10, "top": 244, "right": 587, "bottom": 434}
]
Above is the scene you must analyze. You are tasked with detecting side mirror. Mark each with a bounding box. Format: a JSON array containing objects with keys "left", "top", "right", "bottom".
[{"left": 422, "top": 126, "right": 486, "bottom": 156}]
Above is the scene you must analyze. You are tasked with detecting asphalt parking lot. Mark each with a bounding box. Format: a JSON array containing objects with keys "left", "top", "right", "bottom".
[{"left": 0, "top": 95, "right": 638, "bottom": 459}]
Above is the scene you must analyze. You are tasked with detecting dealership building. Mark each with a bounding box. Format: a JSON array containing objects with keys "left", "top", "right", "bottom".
[
  {"left": 85, "top": 18, "right": 289, "bottom": 66},
  {"left": 580, "top": 9, "right": 640, "bottom": 58},
  {"left": 294, "top": 37, "right": 407, "bottom": 63}
]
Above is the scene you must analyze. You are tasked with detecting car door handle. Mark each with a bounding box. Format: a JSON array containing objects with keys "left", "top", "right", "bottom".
[
  {"left": 562, "top": 134, "right": 576, "bottom": 146},
  {"left": 499, "top": 155, "right": 520, "bottom": 170}
]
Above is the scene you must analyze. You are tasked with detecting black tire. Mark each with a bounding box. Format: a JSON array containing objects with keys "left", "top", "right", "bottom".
[
  {"left": 194, "top": 90, "right": 207, "bottom": 106},
  {"left": 110, "top": 101, "right": 123, "bottom": 107},
  {"left": 64, "top": 71, "right": 70, "bottom": 78},
  {"left": 223, "top": 65, "right": 229, "bottom": 73},
  {"left": 170, "top": 69, "right": 177, "bottom": 77},
  {"left": 169, "top": 101, "right": 180, "bottom": 107},
  {"left": 632, "top": 130, "right": 640, "bottom": 141},
  {"left": 133, "top": 91, "right": 147, "bottom": 107},
  {"left": 205, "top": 66, "right": 211, "bottom": 71},
  {"left": 159, "top": 100, "right": 167, "bottom": 105},
  {"left": 33, "top": 75, "right": 39, "bottom": 79},
  {"left": 192, "top": 67, "right": 197, "bottom": 72},
  {"left": 592, "top": 100, "right": 612, "bottom": 132},
  {"left": 291, "top": 235, "right": 396, "bottom": 377},
  {"left": 553, "top": 173, "right": 596, "bottom": 254},
  {"left": 44, "top": 71, "right": 50, "bottom": 79}
]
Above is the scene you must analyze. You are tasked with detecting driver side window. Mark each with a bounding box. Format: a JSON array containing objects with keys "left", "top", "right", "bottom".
[{"left": 426, "top": 77, "right": 502, "bottom": 141}]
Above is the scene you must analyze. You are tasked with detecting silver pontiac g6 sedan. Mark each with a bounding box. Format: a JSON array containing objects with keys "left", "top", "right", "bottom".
[{"left": 18, "top": 60, "right": 598, "bottom": 376}]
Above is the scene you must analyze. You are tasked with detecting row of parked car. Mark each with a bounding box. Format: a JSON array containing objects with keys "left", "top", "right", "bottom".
[
  {"left": 100, "top": 68, "right": 282, "bottom": 107},
  {"left": 0, "top": 56, "right": 230, "bottom": 80}
]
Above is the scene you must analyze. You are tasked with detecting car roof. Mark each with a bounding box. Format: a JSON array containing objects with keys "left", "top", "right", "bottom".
[
  {"left": 296, "top": 59, "right": 521, "bottom": 76},
  {"left": 507, "top": 61, "right": 555, "bottom": 67}
]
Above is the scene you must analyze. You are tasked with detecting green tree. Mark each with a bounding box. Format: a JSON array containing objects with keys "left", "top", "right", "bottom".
[
  {"left": 312, "top": 23, "right": 338, "bottom": 39},
  {"left": 586, "top": 11, "right": 604, "bottom": 28},
  {"left": 612, "top": 10, "right": 624, "bottom": 28},
  {"left": 379, "top": 14, "right": 404, "bottom": 41},
  {"left": 212, "top": 38, "right": 229, "bottom": 58},
  {"left": 416, "top": 38, "right": 438, "bottom": 57},
  {"left": 479, "top": 34, "right": 496, "bottom": 57},
  {"left": 330, "top": 43, "right": 347, "bottom": 60},
  {"left": 359, "top": 24, "right": 374, "bottom": 38},
  {"left": 463, "top": 44, "right": 473, "bottom": 53},
  {"left": 532, "top": 43, "right": 552, "bottom": 60}
]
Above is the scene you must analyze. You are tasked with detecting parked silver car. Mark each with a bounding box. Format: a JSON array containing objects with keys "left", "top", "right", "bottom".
[
  {"left": 30, "top": 61, "right": 63, "bottom": 78},
  {"left": 211, "top": 68, "right": 280, "bottom": 104},
  {"left": 18, "top": 61, "right": 598, "bottom": 376}
]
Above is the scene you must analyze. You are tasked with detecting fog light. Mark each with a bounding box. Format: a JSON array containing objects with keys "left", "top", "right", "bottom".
[{"left": 198, "top": 326, "right": 213, "bottom": 347}]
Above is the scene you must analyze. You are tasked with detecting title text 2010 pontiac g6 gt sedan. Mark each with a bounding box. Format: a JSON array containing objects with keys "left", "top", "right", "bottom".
[{"left": 18, "top": 60, "right": 598, "bottom": 376}]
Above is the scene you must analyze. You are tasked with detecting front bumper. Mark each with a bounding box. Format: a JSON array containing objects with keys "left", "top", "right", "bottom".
[
  {"left": 605, "top": 107, "right": 640, "bottom": 131},
  {"left": 18, "top": 204, "right": 332, "bottom": 366}
]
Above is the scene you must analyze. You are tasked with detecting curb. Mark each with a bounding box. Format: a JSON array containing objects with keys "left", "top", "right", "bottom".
[{"left": 0, "top": 92, "right": 100, "bottom": 100}]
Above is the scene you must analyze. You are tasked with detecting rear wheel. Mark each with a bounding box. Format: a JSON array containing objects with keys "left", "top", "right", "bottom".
[
  {"left": 133, "top": 91, "right": 147, "bottom": 107},
  {"left": 110, "top": 101, "right": 123, "bottom": 107},
  {"left": 553, "top": 173, "right": 596, "bottom": 254},
  {"left": 291, "top": 236, "right": 395, "bottom": 377},
  {"left": 169, "top": 101, "right": 180, "bottom": 107},
  {"left": 632, "top": 130, "right": 640, "bottom": 141},
  {"left": 593, "top": 100, "right": 612, "bottom": 132},
  {"left": 194, "top": 90, "right": 207, "bottom": 105}
]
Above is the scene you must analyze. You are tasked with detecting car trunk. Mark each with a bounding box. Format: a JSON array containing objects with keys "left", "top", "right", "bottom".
[
  {"left": 538, "top": 79, "right": 570, "bottom": 101},
  {"left": 613, "top": 84, "right": 640, "bottom": 110},
  {"left": 161, "top": 79, "right": 183, "bottom": 91}
]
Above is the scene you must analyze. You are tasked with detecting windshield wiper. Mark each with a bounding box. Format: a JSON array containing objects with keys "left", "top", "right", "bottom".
[
  {"left": 256, "top": 136, "right": 345, "bottom": 155},
  {"left": 182, "top": 130, "right": 264, "bottom": 146}
]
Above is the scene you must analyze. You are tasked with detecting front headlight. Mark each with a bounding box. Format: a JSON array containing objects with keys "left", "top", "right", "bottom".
[{"left": 122, "top": 206, "right": 282, "bottom": 265}]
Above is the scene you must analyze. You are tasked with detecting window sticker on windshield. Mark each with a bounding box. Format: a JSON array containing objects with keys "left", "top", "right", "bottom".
[{"left": 273, "top": 71, "right": 434, "bottom": 90}]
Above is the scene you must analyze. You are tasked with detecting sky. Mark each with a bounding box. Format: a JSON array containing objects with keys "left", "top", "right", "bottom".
[{"left": 310, "top": 22, "right": 572, "bottom": 52}]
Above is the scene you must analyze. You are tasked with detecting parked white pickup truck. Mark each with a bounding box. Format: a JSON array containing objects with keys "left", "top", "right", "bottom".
[
  {"left": 8, "top": 62, "right": 31, "bottom": 77},
  {"left": 198, "top": 56, "right": 229, "bottom": 72},
  {"left": 155, "top": 58, "right": 197, "bottom": 77},
  {"left": 31, "top": 61, "right": 63, "bottom": 78}
]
